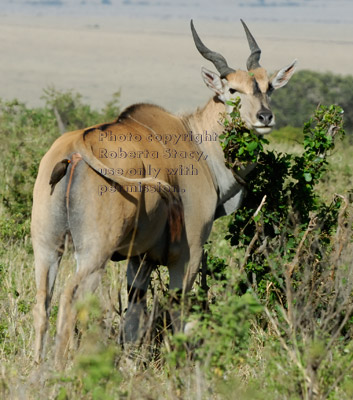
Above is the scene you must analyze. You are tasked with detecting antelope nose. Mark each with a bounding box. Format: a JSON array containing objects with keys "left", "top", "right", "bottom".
[{"left": 256, "top": 109, "right": 273, "bottom": 126}]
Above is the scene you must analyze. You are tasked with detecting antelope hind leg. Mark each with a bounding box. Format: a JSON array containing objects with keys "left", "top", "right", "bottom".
[
  {"left": 33, "top": 241, "right": 64, "bottom": 364},
  {"left": 54, "top": 259, "right": 105, "bottom": 369}
]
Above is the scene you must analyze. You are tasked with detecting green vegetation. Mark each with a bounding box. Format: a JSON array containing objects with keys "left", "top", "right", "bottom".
[
  {"left": 271, "top": 70, "right": 353, "bottom": 132},
  {"left": 216, "top": 100, "right": 352, "bottom": 398},
  {"left": 0, "top": 88, "right": 121, "bottom": 240},
  {"left": 0, "top": 80, "right": 353, "bottom": 399}
]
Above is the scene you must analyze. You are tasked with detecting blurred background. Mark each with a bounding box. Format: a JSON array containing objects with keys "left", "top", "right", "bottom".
[{"left": 0, "top": 0, "right": 352, "bottom": 113}]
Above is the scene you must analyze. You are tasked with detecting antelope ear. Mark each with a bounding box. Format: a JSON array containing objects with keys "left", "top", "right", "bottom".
[
  {"left": 270, "top": 59, "right": 297, "bottom": 90},
  {"left": 201, "top": 66, "right": 227, "bottom": 100}
]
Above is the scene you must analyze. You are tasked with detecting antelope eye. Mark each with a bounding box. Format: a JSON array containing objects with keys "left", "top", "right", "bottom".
[
  {"left": 229, "top": 88, "right": 237, "bottom": 94},
  {"left": 267, "top": 83, "right": 274, "bottom": 95}
]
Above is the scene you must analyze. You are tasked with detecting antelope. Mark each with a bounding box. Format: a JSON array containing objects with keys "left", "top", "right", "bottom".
[{"left": 31, "top": 19, "right": 296, "bottom": 366}]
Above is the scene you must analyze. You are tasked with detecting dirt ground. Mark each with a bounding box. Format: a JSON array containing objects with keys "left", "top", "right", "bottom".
[{"left": 0, "top": 15, "right": 352, "bottom": 113}]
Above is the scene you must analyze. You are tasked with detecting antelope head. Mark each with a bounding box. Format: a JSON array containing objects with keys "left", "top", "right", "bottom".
[{"left": 191, "top": 20, "right": 297, "bottom": 135}]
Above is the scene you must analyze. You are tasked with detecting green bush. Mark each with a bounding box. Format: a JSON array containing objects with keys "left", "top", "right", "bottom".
[
  {"left": 271, "top": 70, "right": 353, "bottom": 133},
  {"left": 0, "top": 89, "right": 121, "bottom": 241},
  {"left": 42, "top": 86, "right": 121, "bottom": 131},
  {"left": 223, "top": 102, "right": 345, "bottom": 295},
  {"left": 213, "top": 99, "right": 353, "bottom": 398}
]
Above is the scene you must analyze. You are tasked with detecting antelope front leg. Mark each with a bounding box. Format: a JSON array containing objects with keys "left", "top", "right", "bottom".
[
  {"left": 122, "top": 256, "right": 154, "bottom": 343},
  {"left": 167, "top": 245, "right": 203, "bottom": 333}
]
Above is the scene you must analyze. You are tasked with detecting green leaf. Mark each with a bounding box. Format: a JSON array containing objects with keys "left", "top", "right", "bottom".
[
  {"left": 247, "top": 141, "right": 258, "bottom": 152},
  {"left": 303, "top": 172, "right": 312, "bottom": 182},
  {"left": 253, "top": 213, "right": 261, "bottom": 223}
]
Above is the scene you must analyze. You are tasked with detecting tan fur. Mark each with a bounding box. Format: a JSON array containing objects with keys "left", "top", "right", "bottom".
[{"left": 226, "top": 68, "right": 269, "bottom": 94}]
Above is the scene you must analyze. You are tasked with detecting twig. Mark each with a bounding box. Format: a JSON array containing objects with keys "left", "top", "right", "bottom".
[
  {"left": 286, "top": 216, "right": 317, "bottom": 277},
  {"left": 239, "top": 195, "right": 267, "bottom": 272},
  {"left": 53, "top": 106, "right": 66, "bottom": 134}
]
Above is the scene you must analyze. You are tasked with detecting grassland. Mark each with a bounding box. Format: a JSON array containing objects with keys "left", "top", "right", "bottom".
[{"left": 1, "top": 88, "right": 353, "bottom": 399}]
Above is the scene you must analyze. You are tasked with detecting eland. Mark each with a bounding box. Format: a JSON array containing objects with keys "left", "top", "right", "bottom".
[{"left": 32, "top": 20, "right": 296, "bottom": 366}]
